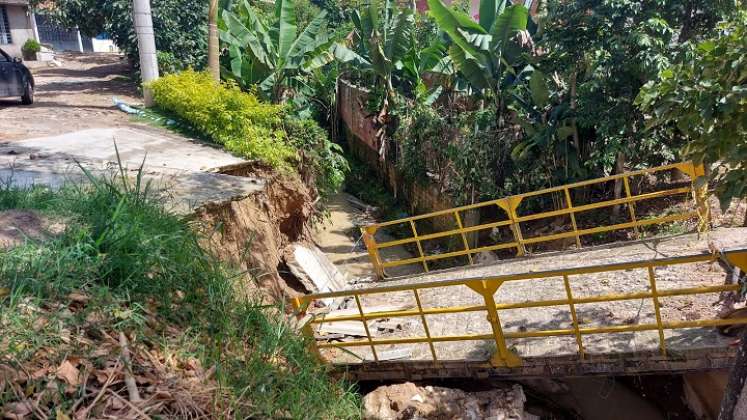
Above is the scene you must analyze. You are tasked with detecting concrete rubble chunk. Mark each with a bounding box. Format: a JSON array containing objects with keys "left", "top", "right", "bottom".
[
  {"left": 363, "top": 382, "right": 536, "bottom": 420},
  {"left": 285, "top": 244, "right": 347, "bottom": 297}
]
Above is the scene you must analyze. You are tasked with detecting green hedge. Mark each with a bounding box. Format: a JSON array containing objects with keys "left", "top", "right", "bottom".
[{"left": 149, "top": 70, "right": 296, "bottom": 169}]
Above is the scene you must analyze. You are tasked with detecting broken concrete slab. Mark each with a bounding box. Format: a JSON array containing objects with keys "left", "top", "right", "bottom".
[
  {"left": 285, "top": 244, "right": 347, "bottom": 297},
  {"left": 316, "top": 321, "right": 367, "bottom": 337},
  {"left": 0, "top": 127, "right": 244, "bottom": 172},
  {"left": 0, "top": 128, "right": 264, "bottom": 215},
  {"left": 375, "top": 349, "right": 412, "bottom": 361}
]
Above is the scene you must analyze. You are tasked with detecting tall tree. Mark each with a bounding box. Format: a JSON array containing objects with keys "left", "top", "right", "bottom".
[
  {"left": 637, "top": 11, "right": 747, "bottom": 225},
  {"left": 207, "top": 0, "right": 219, "bottom": 80},
  {"left": 534, "top": 0, "right": 731, "bottom": 210}
]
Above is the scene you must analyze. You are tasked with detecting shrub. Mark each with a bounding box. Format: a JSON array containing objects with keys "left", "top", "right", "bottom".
[
  {"left": 285, "top": 118, "right": 349, "bottom": 198},
  {"left": 22, "top": 39, "right": 42, "bottom": 54},
  {"left": 149, "top": 70, "right": 296, "bottom": 169}
]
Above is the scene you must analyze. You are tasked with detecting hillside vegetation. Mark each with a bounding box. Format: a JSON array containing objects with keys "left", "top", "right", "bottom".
[{"left": 0, "top": 168, "right": 359, "bottom": 418}]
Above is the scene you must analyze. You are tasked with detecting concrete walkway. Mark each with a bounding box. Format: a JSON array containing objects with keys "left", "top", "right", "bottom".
[{"left": 0, "top": 127, "right": 263, "bottom": 214}]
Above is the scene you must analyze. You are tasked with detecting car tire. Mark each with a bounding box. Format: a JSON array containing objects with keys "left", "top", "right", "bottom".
[{"left": 21, "top": 80, "right": 33, "bottom": 105}]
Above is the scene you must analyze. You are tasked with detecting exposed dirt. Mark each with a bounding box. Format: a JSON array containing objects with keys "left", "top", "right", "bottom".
[
  {"left": 311, "top": 193, "right": 420, "bottom": 281},
  {"left": 0, "top": 210, "right": 66, "bottom": 249},
  {"left": 196, "top": 164, "right": 315, "bottom": 301},
  {"left": 0, "top": 53, "right": 141, "bottom": 141}
]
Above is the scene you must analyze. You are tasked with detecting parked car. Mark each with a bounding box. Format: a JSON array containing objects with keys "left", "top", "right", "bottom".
[{"left": 0, "top": 47, "right": 34, "bottom": 105}]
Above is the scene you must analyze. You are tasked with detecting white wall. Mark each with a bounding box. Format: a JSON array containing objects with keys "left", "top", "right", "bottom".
[{"left": 2, "top": 4, "right": 34, "bottom": 58}]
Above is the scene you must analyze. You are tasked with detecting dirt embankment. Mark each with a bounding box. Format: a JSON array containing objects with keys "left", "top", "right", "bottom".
[{"left": 195, "top": 164, "right": 315, "bottom": 301}]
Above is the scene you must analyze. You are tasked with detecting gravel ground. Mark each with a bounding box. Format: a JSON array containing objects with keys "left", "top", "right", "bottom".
[{"left": 318, "top": 228, "right": 747, "bottom": 364}]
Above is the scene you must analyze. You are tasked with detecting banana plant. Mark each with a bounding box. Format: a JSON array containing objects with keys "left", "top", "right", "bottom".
[
  {"left": 333, "top": 0, "right": 417, "bottom": 114},
  {"left": 426, "top": 0, "right": 530, "bottom": 96},
  {"left": 220, "top": 0, "right": 335, "bottom": 103}
]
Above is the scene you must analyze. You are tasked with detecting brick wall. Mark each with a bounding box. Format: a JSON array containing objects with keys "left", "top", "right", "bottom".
[{"left": 338, "top": 79, "right": 461, "bottom": 230}]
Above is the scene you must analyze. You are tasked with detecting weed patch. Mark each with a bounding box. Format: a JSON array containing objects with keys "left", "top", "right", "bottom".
[{"left": 0, "top": 169, "right": 360, "bottom": 418}]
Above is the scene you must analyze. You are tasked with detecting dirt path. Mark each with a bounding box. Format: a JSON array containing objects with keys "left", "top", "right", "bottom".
[
  {"left": 0, "top": 53, "right": 142, "bottom": 141},
  {"left": 312, "top": 193, "right": 419, "bottom": 281}
]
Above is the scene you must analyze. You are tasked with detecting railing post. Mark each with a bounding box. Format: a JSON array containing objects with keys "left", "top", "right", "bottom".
[
  {"left": 413, "top": 289, "right": 438, "bottom": 361},
  {"left": 292, "top": 296, "right": 323, "bottom": 361},
  {"left": 562, "top": 275, "right": 585, "bottom": 359},
  {"left": 690, "top": 163, "right": 710, "bottom": 233},
  {"left": 453, "top": 211, "right": 474, "bottom": 265},
  {"left": 622, "top": 175, "right": 641, "bottom": 239},
  {"left": 409, "top": 220, "right": 430, "bottom": 273},
  {"left": 354, "top": 295, "right": 379, "bottom": 362},
  {"left": 647, "top": 266, "right": 667, "bottom": 356},
  {"left": 361, "top": 226, "right": 385, "bottom": 279},
  {"left": 466, "top": 280, "right": 521, "bottom": 367},
  {"left": 563, "top": 188, "right": 582, "bottom": 249},
  {"left": 497, "top": 197, "right": 526, "bottom": 257}
]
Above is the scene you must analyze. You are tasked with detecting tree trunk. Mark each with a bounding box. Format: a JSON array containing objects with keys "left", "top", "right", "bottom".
[
  {"left": 207, "top": 0, "right": 220, "bottom": 81},
  {"left": 719, "top": 328, "right": 747, "bottom": 419},
  {"left": 611, "top": 152, "right": 626, "bottom": 220},
  {"left": 132, "top": 0, "right": 159, "bottom": 106}
]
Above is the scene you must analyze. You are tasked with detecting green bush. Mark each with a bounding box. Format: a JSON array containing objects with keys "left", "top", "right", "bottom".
[
  {"left": 285, "top": 118, "right": 349, "bottom": 198},
  {"left": 22, "top": 39, "right": 41, "bottom": 54},
  {"left": 149, "top": 70, "right": 296, "bottom": 169}
]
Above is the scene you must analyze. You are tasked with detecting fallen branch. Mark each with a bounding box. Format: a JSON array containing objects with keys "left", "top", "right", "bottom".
[{"left": 119, "top": 332, "right": 142, "bottom": 404}]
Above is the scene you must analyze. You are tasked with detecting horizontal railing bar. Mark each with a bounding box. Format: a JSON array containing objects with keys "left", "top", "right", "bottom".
[
  {"left": 381, "top": 241, "right": 519, "bottom": 269},
  {"left": 306, "top": 248, "right": 747, "bottom": 301},
  {"left": 516, "top": 187, "right": 690, "bottom": 223},
  {"left": 311, "top": 304, "right": 487, "bottom": 324},
  {"left": 521, "top": 212, "right": 696, "bottom": 245},
  {"left": 317, "top": 316, "right": 747, "bottom": 349},
  {"left": 311, "top": 284, "right": 737, "bottom": 324},
  {"left": 376, "top": 219, "right": 514, "bottom": 250},
  {"left": 368, "top": 162, "right": 693, "bottom": 229},
  {"left": 515, "top": 163, "right": 692, "bottom": 199}
]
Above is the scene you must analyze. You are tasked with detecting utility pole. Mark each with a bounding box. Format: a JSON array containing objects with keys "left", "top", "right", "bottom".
[
  {"left": 133, "top": 0, "right": 159, "bottom": 106},
  {"left": 207, "top": 0, "right": 220, "bottom": 81}
]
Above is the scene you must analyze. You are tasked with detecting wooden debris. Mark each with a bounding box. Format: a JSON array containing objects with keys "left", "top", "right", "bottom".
[{"left": 119, "top": 332, "right": 142, "bottom": 404}]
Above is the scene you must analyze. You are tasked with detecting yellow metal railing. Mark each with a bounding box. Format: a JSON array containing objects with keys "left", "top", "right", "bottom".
[
  {"left": 292, "top": 248, "right": 747, "bottom": 367},
  {"left": 361, "top": 161, "right": 710, "bottom": 278}
]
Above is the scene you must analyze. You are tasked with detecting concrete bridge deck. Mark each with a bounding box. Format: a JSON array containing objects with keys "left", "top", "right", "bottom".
[{"left": 302, "top": 229, "right": 747, "bottom": 380}]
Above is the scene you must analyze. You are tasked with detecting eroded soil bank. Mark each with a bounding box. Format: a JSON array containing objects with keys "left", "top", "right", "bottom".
[{"left": 195, "top": 164, "right": 316, "bottom": 300}]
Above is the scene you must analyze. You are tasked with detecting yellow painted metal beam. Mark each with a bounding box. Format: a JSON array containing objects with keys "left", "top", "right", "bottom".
[{"left": 304, "top": 249, "right": 747, "bottom": 367}]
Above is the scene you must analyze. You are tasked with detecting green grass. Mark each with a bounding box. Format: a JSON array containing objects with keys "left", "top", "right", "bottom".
[{"left": 0, "top": 166, "right": 361, "bottom": 418}]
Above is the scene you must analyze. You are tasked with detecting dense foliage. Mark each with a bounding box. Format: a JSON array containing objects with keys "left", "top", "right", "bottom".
[
  {"left": 637, "top": 11, "right": 747, "bottom": 211},
  {"left": 149, "top": 70, "right": 295, "bottom": 169},
  {"left": 220, "top": 0, "right": 335, "bottom": 104},
  {"left": 41, "top": 0, "right": 208, "bottom": 72},
  {"left": 359, "top": 0, "right": 736, "bottom": 206}
]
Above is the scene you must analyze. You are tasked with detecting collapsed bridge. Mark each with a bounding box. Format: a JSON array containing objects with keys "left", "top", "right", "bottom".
[{"left": 294, "top": 162, "right": 747, "bottom": 381}]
